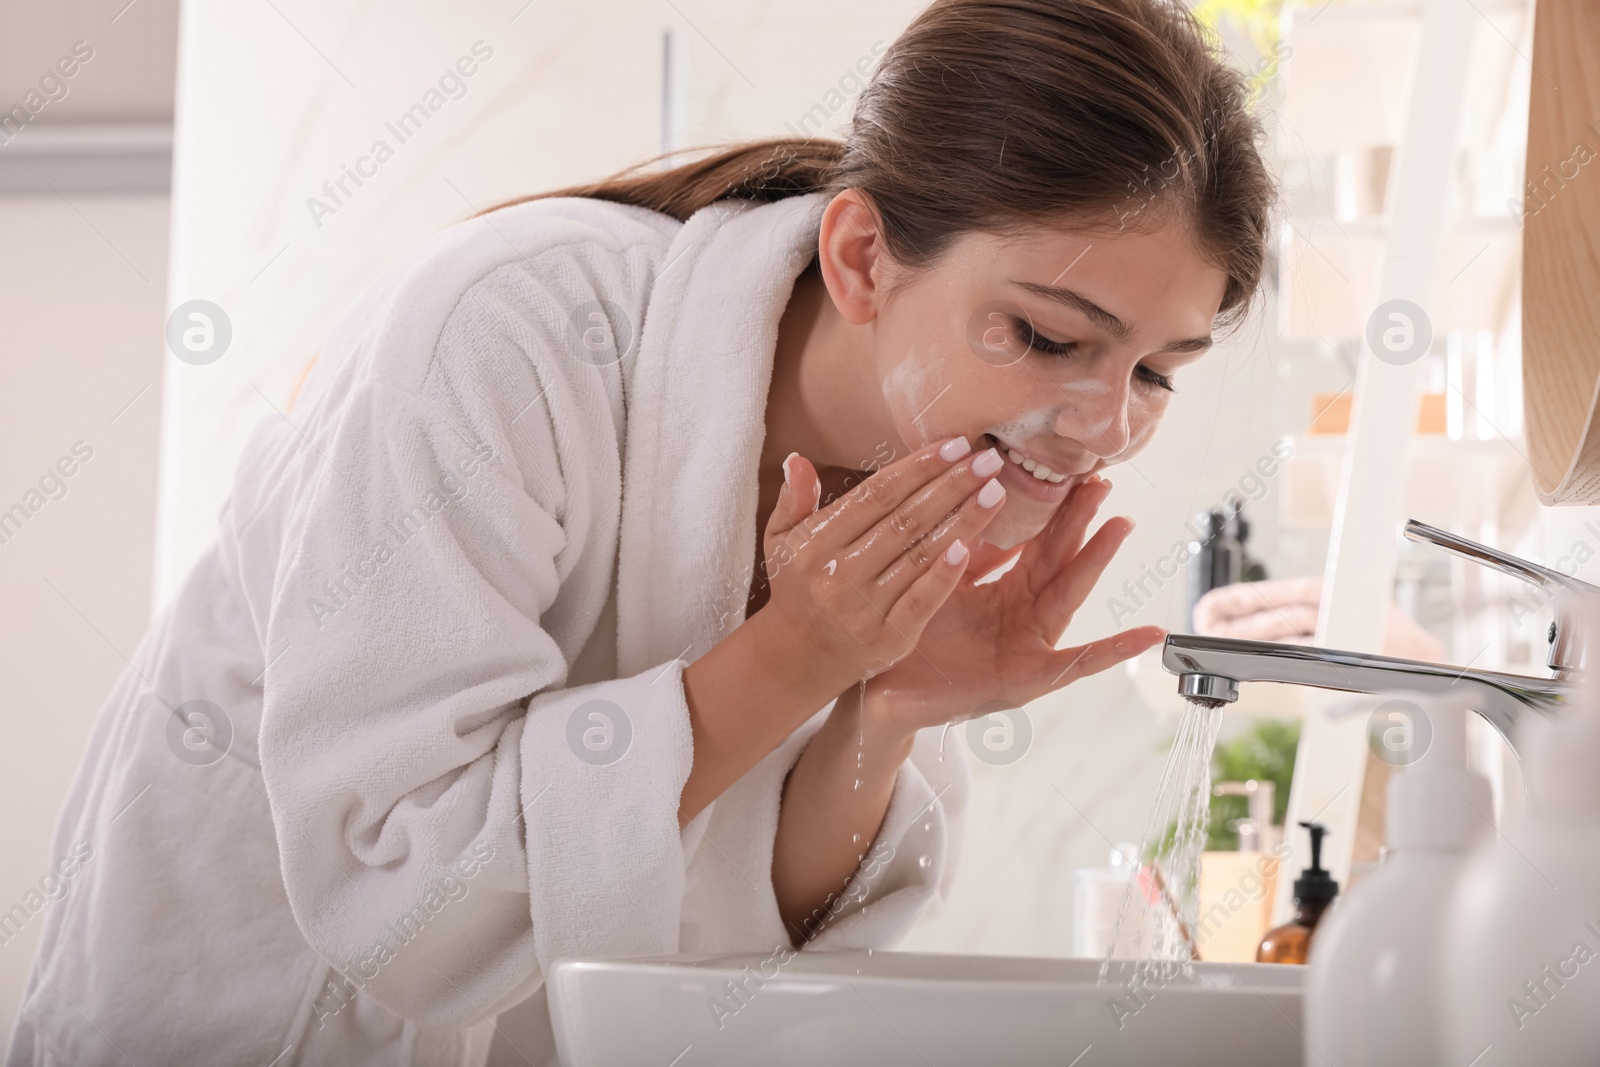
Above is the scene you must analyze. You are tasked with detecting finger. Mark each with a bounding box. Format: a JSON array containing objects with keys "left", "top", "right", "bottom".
[
  {"left": 764, "top": 454, "right": 817, "bottom": 556},
  {"left": 846, "top": 446, "right": 1007, "bottom": 578},
  {"left": 761, "top": 453, "right": 822, "bottom": 584},
  {"left": 796, "top": 436, "right": 974, "bottom": 549},
  {"left": 882, "top": 537, "right": 972, "bottom": 644},
  {"left": 1034, "top": 625, "right": 1166, "bottom": 693},
  {"left": 765, "top": 453, "right": 820, "bottom": 540},
  {"left": 1035, "top": 515, "right": 1136, "bottom": 638},
  {"left": 874, "top": 478, "right": 1006, "bottom": 599},
  {"left": 1018, "top": 475, "right": 1110, "bottom": 582}
]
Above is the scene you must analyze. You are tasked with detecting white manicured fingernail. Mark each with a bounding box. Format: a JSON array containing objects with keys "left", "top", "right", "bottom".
[
  {"left": 977, "top": 477, "right": 1005, "bottom": 508},
  {"left": 944, "top": 539, "right": 968, "bottom": 566},
  {"left": 782, "top": 452, "right": 799, "bottom": 493},
  {"left": 939, "top": 436, "right": 971, "bottom": 461},
  {"left": 971, "top": 448, "right": 1002, "bottom": 477}
]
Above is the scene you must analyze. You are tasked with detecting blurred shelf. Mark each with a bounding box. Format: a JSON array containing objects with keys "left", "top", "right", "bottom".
[
  {"left": 0, "top": 123, "right": 171, "bottom": 195},
  {"left": 1281, "top": 432, "right": 1540, "bottom": 539}
]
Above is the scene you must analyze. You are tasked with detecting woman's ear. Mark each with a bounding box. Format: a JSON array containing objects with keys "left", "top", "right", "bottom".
[{"left": 816, "top": 188, "right": 889, "bottom": 326}]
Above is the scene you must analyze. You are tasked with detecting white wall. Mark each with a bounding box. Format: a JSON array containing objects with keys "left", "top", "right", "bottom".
[
  {"left": 0, "top": 193, "right": 168, "bottom": 1041},
  {"left": 0, "top": 0, "right": 177, "bottom": 123}
]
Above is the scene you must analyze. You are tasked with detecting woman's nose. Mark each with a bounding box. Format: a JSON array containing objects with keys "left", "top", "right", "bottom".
[{"left": 1052, "top": 376, "right": 1131, "bottom": 457}]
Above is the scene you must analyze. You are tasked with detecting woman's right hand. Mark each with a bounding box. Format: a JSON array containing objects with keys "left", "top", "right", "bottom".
[{"left": 751, "top": 436, "right": 1009, "bottom": 695}]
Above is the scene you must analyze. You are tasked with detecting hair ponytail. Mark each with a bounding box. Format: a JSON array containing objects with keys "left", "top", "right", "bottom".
[{"left": 485, "top": 138, "right": 845, "bottom": 222}]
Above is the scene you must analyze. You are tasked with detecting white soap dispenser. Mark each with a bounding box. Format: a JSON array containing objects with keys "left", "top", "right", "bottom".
[
  {"left": 1303, "top": 692, "right": 1490, "bottom": 1066},
  {"left": 1439, "top": 597, "right": 1600, "bottom": 1065}
]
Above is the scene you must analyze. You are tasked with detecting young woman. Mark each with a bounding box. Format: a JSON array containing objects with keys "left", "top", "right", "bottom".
[{"left": 8, "top": 0, "right": 1271, "bottom": 1063}]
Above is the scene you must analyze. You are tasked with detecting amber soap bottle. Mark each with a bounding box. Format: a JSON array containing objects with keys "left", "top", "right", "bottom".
[{"left": 1256, "top": 821, "right": 1340, "bottom": 965}]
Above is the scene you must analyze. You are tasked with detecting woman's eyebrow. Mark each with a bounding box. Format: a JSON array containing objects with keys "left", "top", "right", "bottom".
[
  {"left": 1009, "top": 279, "right": 1212, "bottom": 353},
  {"left": 1009, "top": 279, "right": 1133, "bottom": 342}
]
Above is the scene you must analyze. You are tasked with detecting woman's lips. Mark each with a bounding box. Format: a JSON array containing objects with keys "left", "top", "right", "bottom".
[{"left": 978, "top": 434, "right": 1079, "bottom": 503}]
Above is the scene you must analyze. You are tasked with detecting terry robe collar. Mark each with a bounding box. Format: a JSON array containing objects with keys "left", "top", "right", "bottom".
[{"left": 617, "top": 191, "right": 829, "bottom": 673}]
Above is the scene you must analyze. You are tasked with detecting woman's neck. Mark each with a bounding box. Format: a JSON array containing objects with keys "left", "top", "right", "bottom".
[
  {"left": 762, "top": 264, "right": 890, "bottom": 485},
  {"left": 746, "top": 263, "right": 893, "bottom": 616}
]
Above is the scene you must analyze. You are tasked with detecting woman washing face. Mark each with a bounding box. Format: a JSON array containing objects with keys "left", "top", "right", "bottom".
[
  {"left": 8, "top": 1, "right": 1271, "bottom": 1064},
  {"left": 743, "top": 188, "right": 1241, "bottom": 940}
]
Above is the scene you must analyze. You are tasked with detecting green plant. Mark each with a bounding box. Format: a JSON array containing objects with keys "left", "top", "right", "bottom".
[
  {"left": 1138, "top": 713, "right": 1302, "bottom": 896},
  {"left": 1142, "top": 716, "right": 1302, "bottom": 864},
  {"left": 1207, "top": 718, "right": 1300, "bottom": 850}
]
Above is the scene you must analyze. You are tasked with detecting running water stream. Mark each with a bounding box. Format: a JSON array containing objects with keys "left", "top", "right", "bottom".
[{"left": 1097, "top": 698, "right": 1227, "bottom": 991}]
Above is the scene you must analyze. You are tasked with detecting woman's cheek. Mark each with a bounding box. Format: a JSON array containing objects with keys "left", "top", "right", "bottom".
[{"left": 881, "top": 348, "right": 952, "bottom": 449}]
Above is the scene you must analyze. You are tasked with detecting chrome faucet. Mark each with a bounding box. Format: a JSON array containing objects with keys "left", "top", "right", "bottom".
[{"left": 1162, "top": 519, "right": 1597, "bottom": 760}]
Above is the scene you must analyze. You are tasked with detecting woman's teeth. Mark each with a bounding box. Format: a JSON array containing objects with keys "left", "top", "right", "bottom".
[{"left": 1005, "top": 448, "right": 1066, "bottom": 483}]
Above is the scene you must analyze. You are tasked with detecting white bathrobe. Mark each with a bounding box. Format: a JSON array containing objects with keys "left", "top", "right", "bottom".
[{"left": 5, "top": 191, "right": 968, "bottom": 1066}]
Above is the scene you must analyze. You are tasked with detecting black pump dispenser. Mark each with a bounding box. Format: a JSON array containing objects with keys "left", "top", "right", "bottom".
[
  {"left": 1257, "top": 820, "right": 1341, "bottom": 963},
  {"left": 1294, "top": 820, "right": 1340, "bottom": 903}
]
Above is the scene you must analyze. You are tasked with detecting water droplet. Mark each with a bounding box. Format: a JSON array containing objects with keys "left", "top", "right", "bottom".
[
  {"left": 852, "top": 832, "right": 861, "bottom": 845},
  {"left": 922, "top": 820, "right": 932, "bottom": 833},
  {"left": 918, "top": 855, "right": 932, "bottom": 870},
  {"left": 853, "top": 778, "right": 862, "bottom": 790},
  {"left": 867, "top": 946, "right": 874, "bottom": 955}
]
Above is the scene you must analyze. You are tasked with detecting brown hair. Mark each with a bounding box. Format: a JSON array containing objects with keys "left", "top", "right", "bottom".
[{"left": 493, "top": 0, "right": 1274, "bottom": 326}]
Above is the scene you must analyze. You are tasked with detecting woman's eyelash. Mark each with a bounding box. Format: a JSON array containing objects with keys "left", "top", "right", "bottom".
[
  {"left": 1011, "top": 316, "right": 1177, "bottom": 392},
  {"left": 1012, "top": 317, "right": 1072, "bottom": 356},
  {"left": 1138, "top": 365, "right": 1175, "bottom": 392}
]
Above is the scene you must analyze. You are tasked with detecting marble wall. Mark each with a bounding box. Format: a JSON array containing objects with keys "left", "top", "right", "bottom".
[{"left": 155, "top": 0, "right": 920, "bottom": 602}]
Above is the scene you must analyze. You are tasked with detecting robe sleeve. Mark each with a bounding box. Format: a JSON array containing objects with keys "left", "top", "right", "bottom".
[
  {"left": 250, "top": 263, "right": 699, "bottom": 1030},
  {"left": 676, "top": 705, "right": 970, "bottom": 956},
  {"left": 248, "top": 233, "right": 970, "bottom": 1032}
]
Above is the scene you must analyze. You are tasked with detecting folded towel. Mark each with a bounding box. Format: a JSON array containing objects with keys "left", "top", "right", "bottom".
[{"left": 1194, "top": 576, "right": 1446, "bottom": 662}]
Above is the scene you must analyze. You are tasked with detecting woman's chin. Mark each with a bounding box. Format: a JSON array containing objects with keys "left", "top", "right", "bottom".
[{"left": 978, "top": 498, "right": 1057, "bottom": 550}]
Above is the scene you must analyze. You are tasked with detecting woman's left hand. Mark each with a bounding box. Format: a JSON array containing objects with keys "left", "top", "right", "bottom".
[{"left": 857, "top": 475, "right": 1166, "bottom": 743}]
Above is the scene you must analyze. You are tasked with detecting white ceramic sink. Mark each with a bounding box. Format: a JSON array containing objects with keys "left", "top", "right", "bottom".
[{"left": 547, "top": 951, "right": 1304, "bottom": 1066}]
